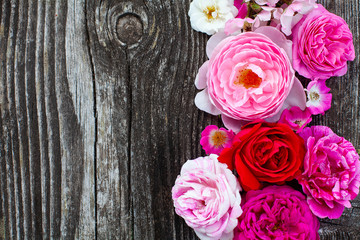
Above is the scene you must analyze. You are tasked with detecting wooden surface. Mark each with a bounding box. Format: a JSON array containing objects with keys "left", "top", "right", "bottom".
[{"left": 0, "top": 0, "right": 359, "bottom": 239}]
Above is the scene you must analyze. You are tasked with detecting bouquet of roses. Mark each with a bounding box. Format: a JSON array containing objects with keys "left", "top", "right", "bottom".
[{"left": 172, "top": 0, "right": 359, "bottom": 239}]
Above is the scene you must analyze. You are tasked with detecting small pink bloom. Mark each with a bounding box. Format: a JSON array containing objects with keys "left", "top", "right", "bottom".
[
  {"left": 234, "top": 185, "right": 320, "bottom": 240},
  {"left": 234, "top": 0, "right": 247, "bottom": 18},
  {"left": 172, "top": 155, "right": 242, "bottom": 240},
  {"left": 279, "top": 106, "right": 312, "bottom": 133},
  {"left": 200, "top": 125, "right": 235, "bottom": 155},
  {"left": 292, "top": 4, "right": 355, "bottom": 80},
  {"left": 306, "top": 79, "right": 332, "bottom": 115},
  {"left": 298, "top": 126, "right": 360, "bottom": 219},
  {"left": 195, "top": 26, "right": 306, "bottom": 132}
]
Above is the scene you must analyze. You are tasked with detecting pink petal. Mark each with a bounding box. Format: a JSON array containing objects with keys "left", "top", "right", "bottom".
[
  {"left": 234, "top": 0, "right": 247, "bottom": 19},
  {"left": 195, "top": 61, "right": 209, "bottom": 90},
  {"left": 206, "top": 31, "right": 228, "bottom": 58},
  {"left": 221, "top": 115, "right": 247, "bottom": 133},
  {"left": 308, "top": 197, "right": 345, "bottom": 219},
  {"left": 265, "top": 77, "right": 306, "bottom": 122},
  {"left": 254, "top": 26, "right": 293, "bottom": 61},
  {"left": 282, "top": 77, "right": 307, "bottom": 110},
  {"left": 195, "top": 89, "right": 221, "bottom": 115}
]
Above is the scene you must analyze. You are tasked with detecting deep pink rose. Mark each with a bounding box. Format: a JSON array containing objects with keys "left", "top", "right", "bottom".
[
  {"left": 298, "top": 126, "right": 360, "bottom": 219},
  {"left": 292, "top": 4, "right": 355, "bottom": 80},
  {"left": 172, "top": 155, "right": 242, "bottom": 240},
  {"left": 235, "top": 185, "right": 320, "bottom": 240},
  {"left": 195, "top": 27, "right": 306, "bottom": 132}
]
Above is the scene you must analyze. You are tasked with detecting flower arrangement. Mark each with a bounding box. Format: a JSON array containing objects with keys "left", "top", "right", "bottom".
[{"left": 172, "top": 0, "right": 358, "bottom": 239}]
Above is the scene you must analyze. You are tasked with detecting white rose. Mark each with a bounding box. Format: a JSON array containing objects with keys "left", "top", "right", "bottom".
[{"left": 188, "top": 0, "right": 238, "bottom": 35}]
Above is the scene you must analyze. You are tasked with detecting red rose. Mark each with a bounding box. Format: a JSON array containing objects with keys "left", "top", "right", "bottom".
[{"left": 218, "top": 120, "right": 305, "bottom": 191}]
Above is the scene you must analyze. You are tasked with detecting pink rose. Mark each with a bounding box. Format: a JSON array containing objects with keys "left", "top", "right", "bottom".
[
  {"left": 172, "top": 154, "right": 242, "bottom": 240},
  {"left": 235, "top": 185, "right": 320, "bottom": 240},
  {"left": 298, "top": 126, "right": 360, "bottom": 219},
  {"left": 292, "top": 4, "right": 355, "bottom": 80},
  {"left": 195, "top": 26, "right": 306, "bottom": 132}
]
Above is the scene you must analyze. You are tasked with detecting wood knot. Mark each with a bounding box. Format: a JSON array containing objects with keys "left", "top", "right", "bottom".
[{"left": 116, "top": 13, "right": 143, "bottom": 45}]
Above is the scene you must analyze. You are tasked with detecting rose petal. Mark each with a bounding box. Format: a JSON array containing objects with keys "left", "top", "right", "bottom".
[
  {"left": 195, "top": 88, "right": 221, "bottom": 115},
  {"left": 195, "top": 61, "right": 209, "bottom": 90},
  {"left": 206, "top": 31, "right": 228, "bottom": 58},
  {"left": 222, "top": 115, "right": 247, "bottom": 133},
  {"left": 255, "top": 26, "right": 293, "bottom": 61}
]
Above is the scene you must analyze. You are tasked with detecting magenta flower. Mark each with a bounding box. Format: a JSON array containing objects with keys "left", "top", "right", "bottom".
[
  {"left": 234, "top": 185, "right": 320, "bottom": 240},
  {"left": 200, "top": 125, "right": 235, "bottom": 155},
  {"left": 279, "top": 106, "right": 312, "bottom": 133},
  {"left": 306, "top": 79, "right": 332, "bottom": 115},
  {"left": 234, "top": 0, "right": 247, "bottom": 19},
  {"left": 172, "top": 155, "right": 242, "bottom": 240},
  {"left": 298, "top": 126, "right": 360, "bottom": 219},
  {"left": 292, "top": 4, "right": 355, "bottom": 80}
]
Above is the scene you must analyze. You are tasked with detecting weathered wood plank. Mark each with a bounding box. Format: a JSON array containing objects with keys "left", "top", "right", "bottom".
[
  {"left": 0, "top": 0, "right": 12, "bottom": 239},
  {"left": 65, "top": 0, "right": 96, "bottom": 238},
  {"left": 1, "top": 0, "right": 96, "bottom": 239},
  {"left": 86, "top": 1, "right": 131, "bottom": 238}
]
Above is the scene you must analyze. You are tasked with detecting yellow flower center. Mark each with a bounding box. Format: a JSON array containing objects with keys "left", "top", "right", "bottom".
[
  {"left": 204, "top": 6, "right": 218, "bottom": 20},
  {"left": 294, "top": 120, "right": 303, "bottom": 126},
  {"left": 234, "top": 69, "right": 262, "bottom": 89},
  {"left": 310, "top": 92, "right": 320, "bottom": 101},
  {"left": 210, "top": 131, "right": 227, "bottom": 147}
]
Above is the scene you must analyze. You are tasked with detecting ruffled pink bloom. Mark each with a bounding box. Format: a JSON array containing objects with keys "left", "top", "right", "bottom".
[
  {"left": 298, "top": 126, "right": 360, "bottom": 219},
  {"left": 200, "top": 125, "right": 235, "bottom": 155},
  {"left": 306, "top": 79, "right": 332, "bottom": 115},
  {"left": 195, "top": 26, "right": 306, "bottom": 132},
  {"left": 234, "top": 0, "right": 247, "bottom": 18},
  {"left": 279, "top": 106, "right": 312, "bottom": 133},
  {"left": 292, "top": 4, "right": 355, "bottom": 80},
  {"left": 234, "top": 185, "right": 320, "bottom": 240},
  {"left": 172, "top": 155, "right": 242, "bottom": 240}
]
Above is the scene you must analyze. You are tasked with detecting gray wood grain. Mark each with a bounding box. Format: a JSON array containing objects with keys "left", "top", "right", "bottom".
[{"left": 0, "top": 0, "right": 359, "bottom": 239}]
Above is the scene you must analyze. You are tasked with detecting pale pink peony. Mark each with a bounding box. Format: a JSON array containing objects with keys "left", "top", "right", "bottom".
[
  {"left": 172, "top": 154, "right": 242, "bottom": 240},
  {"left": 292, "top": 4, "right": 355, "bottom": 80},
  {"left": 200, "top": 125, "right": 235, "bottom": 155},
  {"left": 234, "top": 185, "right": 320, "bottom": 240},
  {"left": 195, "top": 26, "right": 306, "bottom": 132},
  {"left": 298, "top": 126, "right": 360, "bottom": 219},
  {"left": 279, "top": 106, "right": 312, "bottom": 133},
  {"left": 306, "top": 79, "right": 332, "bottom": 115}
]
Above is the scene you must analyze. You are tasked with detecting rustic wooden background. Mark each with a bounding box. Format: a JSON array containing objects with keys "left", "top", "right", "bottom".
[{"left": 0, "top": 0, "right": 359, "bottom": 239}]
